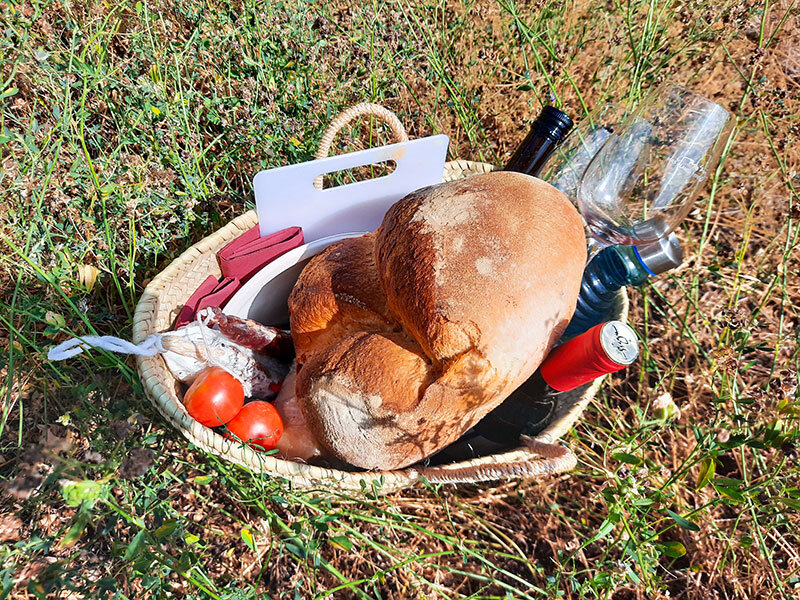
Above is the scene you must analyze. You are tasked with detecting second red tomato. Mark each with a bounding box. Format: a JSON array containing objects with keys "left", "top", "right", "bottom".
[{"left": 225, "top": 401, "right": 284, "bottom": 451}]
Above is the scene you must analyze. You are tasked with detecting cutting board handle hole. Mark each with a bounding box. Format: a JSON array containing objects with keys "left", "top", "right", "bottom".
[{"left": 320, "top": 160, "right": 397, "bottom": 190}]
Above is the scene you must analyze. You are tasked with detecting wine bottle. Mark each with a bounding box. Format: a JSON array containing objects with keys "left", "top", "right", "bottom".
[
  {"left": 431, "top": 321, "right": 639, "bottom": 463},
  {"left": 562, "top": 234, "right": 683, "bottom": 340},
  {"left": 505, "top": 106, "right": 574, "bottom": 176}
]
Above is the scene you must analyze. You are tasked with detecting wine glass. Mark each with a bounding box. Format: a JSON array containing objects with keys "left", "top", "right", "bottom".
[
  {"left": 538, "top": 103, "right": 630, "bottom": 201},
  {"left": 577, "top": 84, "right": 735, "bottom": 246}
]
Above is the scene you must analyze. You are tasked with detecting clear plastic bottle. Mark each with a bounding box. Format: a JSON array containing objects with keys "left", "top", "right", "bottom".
[{"left": 562, "top": 234, "right": 683, "bottom": 340}]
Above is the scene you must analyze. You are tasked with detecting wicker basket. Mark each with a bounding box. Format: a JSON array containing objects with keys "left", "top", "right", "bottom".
[{"left": 133, "top": 104, "right": 628, "bottom": 493}]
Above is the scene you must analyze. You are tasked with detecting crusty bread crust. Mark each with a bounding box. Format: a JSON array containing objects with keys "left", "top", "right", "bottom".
[
  {"left": 289, "top": 172, "right": 586, "bottom": 470},
  {"left": 289, "top": 233, "right": 398, "bottom": 366}
]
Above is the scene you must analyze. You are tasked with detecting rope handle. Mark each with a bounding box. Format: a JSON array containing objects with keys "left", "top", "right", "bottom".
[
  {"left": 313, "top": 103, "right": 410, "bottom": 190},
  {"left": 416, "top": 437, "right": 577, "bottom": 484}
]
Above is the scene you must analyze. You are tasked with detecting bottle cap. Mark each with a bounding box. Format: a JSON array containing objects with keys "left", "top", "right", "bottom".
[
  {"left": 541, "top": 321, "right": 639, "bottom": 392},
  {"left": 634, "top": 233, "right": 683, "bottom": 276},
  {"left": 598, "top": 321, "right": 639, "bottom": 365},
  {"left": 532, "top": 106, "right": 574, "bottom": 142}
]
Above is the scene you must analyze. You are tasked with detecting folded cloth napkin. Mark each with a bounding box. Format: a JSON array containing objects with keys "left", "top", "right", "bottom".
[
  {"left": 174, "top": 275, "right": 219, "bottom": 329},
  {"left": 173, "top": 226, "right": 304, "bottom": 329},
  {"left": 195, "top": 277, "right": 242, "bottom": 313},
  {"left": 218, "top": 226, "right": 303, "bottom": 281}
]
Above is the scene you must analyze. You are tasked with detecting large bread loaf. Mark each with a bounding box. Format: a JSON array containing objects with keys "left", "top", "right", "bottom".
[{"left": 288, "top": 172, "right": 586, "bottom": 470}]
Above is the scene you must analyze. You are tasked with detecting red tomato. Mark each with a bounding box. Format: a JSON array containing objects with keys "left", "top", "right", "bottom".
[
  {"left": 183, "top": 367, "right": 244, "bottom": 427},
  {"left": 225, "top": 401, "right": 284, "bottom": 451}
]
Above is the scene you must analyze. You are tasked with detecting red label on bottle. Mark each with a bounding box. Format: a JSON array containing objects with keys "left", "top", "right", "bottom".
[{"left": 540, "top": 322, "right": 634, "bottom": 392}]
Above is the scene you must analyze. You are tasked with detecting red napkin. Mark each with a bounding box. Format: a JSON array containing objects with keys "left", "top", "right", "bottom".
[
  {"left": 218, "top": 226, "right": 303, "bottom": 281},
  {"left": 195, "top": 277, "right": 242, "bottom": 313},
  {"left": 173, "top": 226, "right": 304, "bottom": 329},
  {"left": 174, "top": 275, "right": 219, "bottom": 329}
]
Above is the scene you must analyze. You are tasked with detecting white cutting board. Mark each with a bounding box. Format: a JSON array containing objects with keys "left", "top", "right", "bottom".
[{"left": 253, "top": 135, "right": 449, "bottom": 241}]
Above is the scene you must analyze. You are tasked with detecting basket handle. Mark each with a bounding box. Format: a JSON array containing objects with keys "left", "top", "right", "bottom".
[
  {"left": 416, "top": 437, "right": 577, "bottom": 484},
  {"left": 313, "top": 103, "right": 410, "bottom": 190}
]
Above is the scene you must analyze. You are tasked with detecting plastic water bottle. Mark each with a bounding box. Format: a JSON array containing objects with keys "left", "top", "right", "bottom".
[{"left": 562, "top": 234, "right": 683, "bottom": 340}]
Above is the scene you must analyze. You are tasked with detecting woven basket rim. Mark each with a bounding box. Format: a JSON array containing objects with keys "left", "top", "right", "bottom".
[{"left": 133, "top": 159, "right": 627, "bottom": 492}]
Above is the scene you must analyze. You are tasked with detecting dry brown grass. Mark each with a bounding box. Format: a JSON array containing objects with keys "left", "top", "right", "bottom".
[{"left": 2, "top": 0, "right": 800, "bottom": 598}]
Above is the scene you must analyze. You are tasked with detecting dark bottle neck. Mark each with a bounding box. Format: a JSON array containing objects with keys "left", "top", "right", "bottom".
[{"left": 504, "top": 106, "right": 573, "bottom": 176}]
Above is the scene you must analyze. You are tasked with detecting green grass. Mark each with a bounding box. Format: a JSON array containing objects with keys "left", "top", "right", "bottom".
[{"left": 2, "top": 0, "right": 800, "bottom": 598}]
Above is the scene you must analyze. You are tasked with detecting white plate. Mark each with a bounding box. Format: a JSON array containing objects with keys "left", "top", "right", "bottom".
[{"left": 223, "top": 232, "right": 368, "bottom": 327}]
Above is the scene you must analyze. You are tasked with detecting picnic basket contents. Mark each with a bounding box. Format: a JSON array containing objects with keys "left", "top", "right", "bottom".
[
  {"left": 49, "top": 89, "right": 734, "bottom": 491},
  {"left": 289, "top": 172, "right": 587, "bottom": 470}
]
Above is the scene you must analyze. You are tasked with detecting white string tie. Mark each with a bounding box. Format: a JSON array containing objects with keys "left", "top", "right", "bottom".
[{"left": 47, "top": 334, "right": 165, "bottom": 361}]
